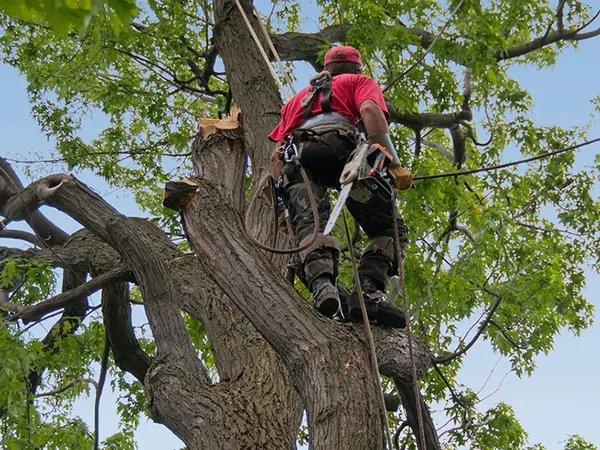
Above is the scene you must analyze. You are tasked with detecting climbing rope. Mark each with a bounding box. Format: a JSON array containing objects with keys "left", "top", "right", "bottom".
[
  {"left": 392, "top": 189, "right": 426, "bottom": 450},
  {"left": 244, "top": 164, "right": 322, "bottom": 254},
  {"left": 233, "top": 0, "right": 295, "bottom": 99},
  {"left": 342, "top": 209, "right": 394, "bottom": 450},
  {"left": 252, "top": 5, "right": 298, "bottom": 96}
]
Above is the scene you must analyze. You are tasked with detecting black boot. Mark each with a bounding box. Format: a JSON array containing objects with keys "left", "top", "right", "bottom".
[
  {"left": 311, "top": 275, "right": 340, "bottom": 318},
  {"left": 300, "top": 235, "right": 341, "bottom": 319},
  {"left": 348, "top": 277, "right": 405, "bottom": 328}
]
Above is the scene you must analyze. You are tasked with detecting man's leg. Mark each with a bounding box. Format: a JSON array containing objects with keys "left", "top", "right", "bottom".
[
  {"left": 285, "top": 168, "right": 341, "bottom": 317},
  {"left": 346, "top": 193, "right": 408, "bottom": 327}
]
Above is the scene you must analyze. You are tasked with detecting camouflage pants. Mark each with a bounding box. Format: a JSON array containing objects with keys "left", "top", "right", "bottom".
[{"left": 283, "top": 132, "right": 409, "bottom": 291}]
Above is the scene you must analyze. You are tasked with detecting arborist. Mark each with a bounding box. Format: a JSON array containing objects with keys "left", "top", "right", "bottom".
[{"left": 269, "top": 45, "right": 412, "bottom": 328}]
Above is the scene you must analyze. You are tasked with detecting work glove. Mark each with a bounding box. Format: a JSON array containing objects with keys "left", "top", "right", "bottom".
[{"left": 388, "top": 162, "right": 413, "bottom": 190}]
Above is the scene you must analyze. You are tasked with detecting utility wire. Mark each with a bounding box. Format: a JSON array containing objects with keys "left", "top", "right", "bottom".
[{"left": 413, "top": 137, "right": 600, "bottom": 181}]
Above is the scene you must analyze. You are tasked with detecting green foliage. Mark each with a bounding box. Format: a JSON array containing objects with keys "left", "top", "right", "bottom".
[
  {"left": 0, "top": 258, "right": 56, "bottom": 306},
  {"left": 0, "top": 0, "right": 138, "bottom": 34},
  {"left": 1, "top": 0, "right": 598, "bottom": 448},
  {"left": 564, "top": 435, "right": 598, "bottom": 450}
]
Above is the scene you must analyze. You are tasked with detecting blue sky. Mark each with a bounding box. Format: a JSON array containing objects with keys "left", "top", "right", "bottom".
[{"left": 1, "top": 7, "right": 600, "bottom": 450}]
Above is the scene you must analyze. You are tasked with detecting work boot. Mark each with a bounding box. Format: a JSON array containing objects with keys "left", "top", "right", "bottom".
[
  {"left": 311, "top": 275, "right": 340, "bottom": 318},
  {"left": 348, "top": 277, "right": 405, "bottom": 328},
  {"left": 299, "top": 234, "right": 341, "bottom": 319}
]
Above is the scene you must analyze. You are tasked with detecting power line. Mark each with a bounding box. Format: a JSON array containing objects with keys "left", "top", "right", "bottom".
[{"left": 413, "top": 137, "right": 600, "bottom": 181}]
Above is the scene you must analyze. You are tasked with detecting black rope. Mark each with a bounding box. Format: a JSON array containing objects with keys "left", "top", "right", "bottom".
[
  {"left": 413, "top": 137, "right": 600, "bottom": 181},
  {"left": 244, "top": 165, "right": 321, "bottom": 254}
]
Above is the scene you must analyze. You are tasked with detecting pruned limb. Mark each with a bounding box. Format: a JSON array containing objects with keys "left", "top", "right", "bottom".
[
  {"left": 372, "top": 327, "right": 431, "bottom": 381},
  {"left": 18, "top": 268, "right": 132, "bottom": 324},
  {"left": 102, "top": 283, "right": 151, "bottom": 383},
  {"left": 1, "top": 174, "right": 66, "bottom": 224},
  {"left": 0, "top": 159, "right": 68, "bottom": 245},
  {"left": 395, "top": 379, "right": 442, "bottom": 450}
]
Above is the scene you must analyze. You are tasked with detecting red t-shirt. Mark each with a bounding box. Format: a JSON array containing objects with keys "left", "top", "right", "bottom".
[{"left": 268, "top": 73, "right": 388, "bottom": 142}]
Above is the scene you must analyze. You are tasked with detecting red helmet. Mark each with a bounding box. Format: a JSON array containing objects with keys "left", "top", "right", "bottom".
[{"left": 324, "top": 46, "right": 362, "bottom": 66}]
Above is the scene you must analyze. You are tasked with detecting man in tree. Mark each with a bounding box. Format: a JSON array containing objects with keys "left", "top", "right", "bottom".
[{"left": 269, "top": 45, "right": 413, "bottom": 328}]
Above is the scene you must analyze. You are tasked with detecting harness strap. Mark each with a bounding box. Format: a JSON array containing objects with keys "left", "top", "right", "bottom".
[{"left": 301, "top": 71, "right": 333, "bottom": 119}]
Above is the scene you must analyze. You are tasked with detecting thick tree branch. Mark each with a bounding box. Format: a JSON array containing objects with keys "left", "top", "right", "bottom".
[
  {"left": 0, "top": 159, "right": 68, "bottom": 245},
  {"left": 0, "top": 288, "right": 23, "bottom": 314},
  {"left": 269, "top": 24, "right": 352, "bottom": 67},
  {"left": 0, "top": 229, "right": 44, "bottom": 247},
  {"left": 395, "top": 379, "right": 442, "bottom": 450},
  {"left": 102, "top": 283, "right": 151, "bottom": 383}
]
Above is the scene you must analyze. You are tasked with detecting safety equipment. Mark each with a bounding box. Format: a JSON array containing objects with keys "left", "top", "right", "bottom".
[
  {"left": 299, "top": 234, "right": 341, "bottom": 318},
  {"left": 324, "top": 45, "right": 362, "bottom": 66},
  {"left": 301, "top": 71, "right": 333, "bottom": 119},
  {"left": 347, "top": 277, "right": 406, "bottom": 328}
]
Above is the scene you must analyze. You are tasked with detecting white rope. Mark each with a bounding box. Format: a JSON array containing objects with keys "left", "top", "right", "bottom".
[
  {"left": 253, "top": 5, "right": 297, "bottom": 96},
  {"left": 233, "top": 0, "right": 293, "bottom": 99}
]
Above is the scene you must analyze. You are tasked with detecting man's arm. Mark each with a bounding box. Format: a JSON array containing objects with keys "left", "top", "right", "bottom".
[{"left": 359, "top": 100, "right": 413, "bottom": 190}]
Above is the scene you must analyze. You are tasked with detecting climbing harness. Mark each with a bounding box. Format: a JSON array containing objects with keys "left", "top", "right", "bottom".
[
  {"left": 244, "top": 138, "right": 321, "bottom": 255},
  {"left": 301, "top": 71, "right": 333, "bottom": 119}
]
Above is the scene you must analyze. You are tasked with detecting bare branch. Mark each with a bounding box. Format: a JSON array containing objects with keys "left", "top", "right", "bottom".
[
  {"left": 434, "top": 289, "right": 503, "bottom": 364},
  {"left": 498, "top": 23, "right": 600, "bottom": 60},
  {"left": 36, "top": 378, "right": 98, "bottom": 398},
  {"left": 489, "top": 320, "right": 528, "bottom": 350},
  {"left": 0, "top": 229, "right": 44, "bottom": 247},
  {"left": 415, "top": 138, "right": 454, "bottom": 162},
  {"left": 0, "top": 288, "right": 24, "bottom": 315},
  {"left": 18, "top": 268, "right": 132, "bottom": 323},
  {"left": 102, "top": 283, "right": 151, "bottom": 383}
]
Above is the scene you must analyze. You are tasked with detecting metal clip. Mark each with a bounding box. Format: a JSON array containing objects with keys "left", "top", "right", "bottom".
[{"left": 283, "top": 138, "right": 299, "bottom": 164}]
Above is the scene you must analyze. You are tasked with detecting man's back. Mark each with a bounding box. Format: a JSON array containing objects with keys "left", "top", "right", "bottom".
[{"left": 268, "top": 73, "right": 388, "bottom": 142}]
